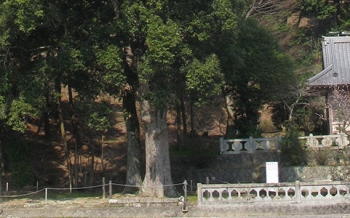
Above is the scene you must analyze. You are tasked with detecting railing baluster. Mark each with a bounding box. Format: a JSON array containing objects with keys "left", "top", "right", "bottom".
[
  {"left": 221, "top": 133, "right": 349, "bottom": 154},
  {"left": 198, "top": 181, "right": 348, "bottom": 205}
]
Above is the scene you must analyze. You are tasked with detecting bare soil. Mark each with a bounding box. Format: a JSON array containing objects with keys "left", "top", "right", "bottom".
[{"left": 0, "top": 91, "right": 279, "bottom": 215}]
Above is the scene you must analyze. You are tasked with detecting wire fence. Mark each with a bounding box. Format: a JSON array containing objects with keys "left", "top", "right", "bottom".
[{"left": 0, "top": 178, "right": 190, "bottom": 211}]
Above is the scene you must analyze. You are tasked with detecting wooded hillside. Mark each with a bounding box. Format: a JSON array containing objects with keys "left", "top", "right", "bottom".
[{"left": 0, "top": 0, "right": 349, "bottom": 197}]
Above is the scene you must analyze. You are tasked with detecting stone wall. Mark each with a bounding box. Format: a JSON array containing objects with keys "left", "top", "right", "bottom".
[{"left": 172, "top": 150, "right": 350, "bottom": 187}]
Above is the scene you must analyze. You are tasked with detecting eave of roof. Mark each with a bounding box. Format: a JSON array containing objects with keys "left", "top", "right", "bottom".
[
  {"left": 307, "top": 36, "right": 350, "bottom": 87},
  {"left": 307, "top": 64, "right": 333, "bottom": 85}
]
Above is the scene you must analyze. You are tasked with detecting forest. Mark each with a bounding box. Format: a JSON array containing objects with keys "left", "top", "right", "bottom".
[{"left": 0, "top": 0, "right": 350, "bottom": 198}]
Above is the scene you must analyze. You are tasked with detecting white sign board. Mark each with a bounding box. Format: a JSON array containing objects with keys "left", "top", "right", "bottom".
[{"left": 266, "top": 162, "right": 279, "bottom": 183}]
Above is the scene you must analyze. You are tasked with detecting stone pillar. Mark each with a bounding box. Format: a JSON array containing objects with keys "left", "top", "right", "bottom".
[
  {"left": 197, "top": 183, "right": 202, "bottom": 206},
  {"left": 295, "top": 180, "right": 301, "bottom": 203}
]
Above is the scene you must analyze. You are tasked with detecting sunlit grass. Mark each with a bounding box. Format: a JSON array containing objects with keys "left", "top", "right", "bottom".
[
  {"left": 47, "top": 191, "right": 102, "bottom": 200},
  {"left": 187, "top": 193, "right": 197, "bottom": 203}
]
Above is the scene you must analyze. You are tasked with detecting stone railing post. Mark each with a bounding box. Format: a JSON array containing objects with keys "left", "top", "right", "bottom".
[
  {"left": 337, "top": 132, "right": 349, "bottom": 149},
  {"left": 246, "top": 137, "right": 257, "bottom": 153},
  {"left": 276, "top": 135, "right": 282, "bottom": 151},
  {"left": 306, "top": 133, "right": 318, "bottom": 149},
  {"left": 295, "top": 180, "right": 301, "bottom": 203},
  {"left": 197, "top": 183, "right": 202, "bottom": 206},
  {"left": 220, "top": 137, "right": 224, "bottom": 154}
]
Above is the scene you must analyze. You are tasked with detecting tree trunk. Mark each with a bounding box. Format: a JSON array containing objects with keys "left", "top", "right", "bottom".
[
  {"left": 0, "top": 141, "right": 4, "bottom": 196},
  {"left": 225, "top": 94, "right": 235, "bottom": 138},
  {"left": 89, "top": 141, "right": 95, "bottom": 186},
  {"left": 54, "top": 79, "right": 61, "bottom": 120},
  {"left": 68, "top": 84, "right": 80, "bottom": 187},
  {"left": 180, "top": 95, "right": 187, "bottom": 147},
  {"left": 189, "top": 100, "right": 195, "bottom": 137},
  {"left": 176, "top": 101, "right": 182, "bottom": 151},
  {"left": 140, "top": 89, "right": 177, "bottom": 198},
  {"left": 44, "top": 89, "right": 51, "bottom": 138},
  {"left": 122, "top": 92, "right": 142, "bottom": 194},
  {"left": 57, "top": 92, "right": 72, "bottom": 190},
  {"left": 101, "top": 135, "right": 104, "bottom": 176}
]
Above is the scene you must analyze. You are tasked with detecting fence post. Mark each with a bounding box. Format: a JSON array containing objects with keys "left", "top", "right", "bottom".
[
  {"left": 36, "top": 181, "right": 39, "bottom": 191},
  {"left": 102, "top": 177, "right": 105, "bottom": 200},
  {"left": 182, "top": 180, "right": 188, "bottom": 212},
  {"left": 109, "top": 180, "right": 112, "bottom": 199},
  {"left": 206, "top": 177, "right": 210, "bottom": 199},
  {"left": 70, "top": 180, "right": 72, "bottom": 194},
  {"left": 197, "top": 183, "right": 202, "bottom": 206},
  {"left": 295, "top": 180, "right": 301, "bottom": 203},
  {"left": 6, "top": 182, "right": 8, "bottom": 192},
  {"left": 45, "top": 188, "right": 48, "bottom": 202}
]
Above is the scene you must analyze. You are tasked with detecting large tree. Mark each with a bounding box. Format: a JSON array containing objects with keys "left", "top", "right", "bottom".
[
  {"left": 116, "top": 0, "right": 231, "bottom": 197},
  {"left": 222, "top": 18, "right": 294, "bottom": 138}
]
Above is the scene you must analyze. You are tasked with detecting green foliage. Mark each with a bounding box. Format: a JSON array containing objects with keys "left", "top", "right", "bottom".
[
  {"left": 0, "top": 96, "right": 6, "bottom": 121},
  {"left": 186, "top": 54, "right": 223, "bottom": 105},
  {"left": 281, "top": 126, "right": 307, "bottom": 166},
  {"left": 0, "top": 0, "right": 44, "bottom": 46},
  {"left": 225, "top": 18, "right": 294, "bottom": 137},
  {"left": 3, "top": 134, "right": 33, "bottom": 187},
  {"left": 298, "top": 0, "right": 350, "bottom": 31},
  {"left": 299, "top": 0, "right": 336, "bottom": 20},
  {"left": 77, "top": 100, "right": 112, "bottom": 133},
  {"left": 7, "top": 98, "right": 39, "bottom": 133}
]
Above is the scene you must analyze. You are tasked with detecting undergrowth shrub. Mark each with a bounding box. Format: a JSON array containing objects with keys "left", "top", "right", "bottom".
[
  {"left": 281, "top": 126, "right": 307, "bottom": 166},
  {"left": 171, "top": 135, "right": 217, "bottom": 169},
  {"left": 3, "top": 134, "right": 34, "bottom": 188},
  {"left": 314, "top": 149, "right": 330, "bottom": 166}
]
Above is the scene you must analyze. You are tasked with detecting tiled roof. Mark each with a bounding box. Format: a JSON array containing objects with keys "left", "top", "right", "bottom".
[{"left": 307, "top": 36, "right": 350, "bottom": 87}]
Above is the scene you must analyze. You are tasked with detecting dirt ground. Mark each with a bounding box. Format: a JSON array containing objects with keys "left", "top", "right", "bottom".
[{"left": 1, "top": 196, "right": 350, "bottom": 217}]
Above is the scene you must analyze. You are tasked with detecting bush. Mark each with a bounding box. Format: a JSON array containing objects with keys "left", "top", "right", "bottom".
[
  {"left": 314, "top": 149, "right": 330, "bottom": 166},
  {"left": 3, "top": 134, "right": 34, "bottom": 187},
  {"left": 281, "top": 126, "right": 307, "bottom": 166}
]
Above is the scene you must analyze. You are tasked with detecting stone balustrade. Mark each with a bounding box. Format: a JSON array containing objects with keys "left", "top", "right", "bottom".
[
  {"left": 220, "top": 136, "right": 282, "bottom": 154},
  {"left": 220, "top": 133, "right": 350, "bottom": 154},
  {"left": 299, "top": 133, "right": 350, "bottom": 150},
  {"left": 197, "top": 181, "right": 350, "bottom": 205}
]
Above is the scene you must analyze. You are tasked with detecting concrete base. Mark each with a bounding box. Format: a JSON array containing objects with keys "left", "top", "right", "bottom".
[{"left": 1, "top": 200, "right": 350, "bottom": 217}]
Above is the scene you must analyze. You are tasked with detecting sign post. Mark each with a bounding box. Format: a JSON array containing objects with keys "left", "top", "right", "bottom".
[{"left": 266, "top": 162, "right": 279, "bottom": 183}]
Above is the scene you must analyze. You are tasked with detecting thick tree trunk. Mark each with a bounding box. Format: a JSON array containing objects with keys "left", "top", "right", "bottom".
[
  {"left": 122, "top": 92, "right": 142, "bottom": 194},
  {"left": 140, "top": 94, "right": 177, "bottom": 198}
]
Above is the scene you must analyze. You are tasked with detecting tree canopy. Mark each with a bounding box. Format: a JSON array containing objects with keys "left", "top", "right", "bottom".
[{"left": 0, "top": 0, "right": 341, "bottom": 196}]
